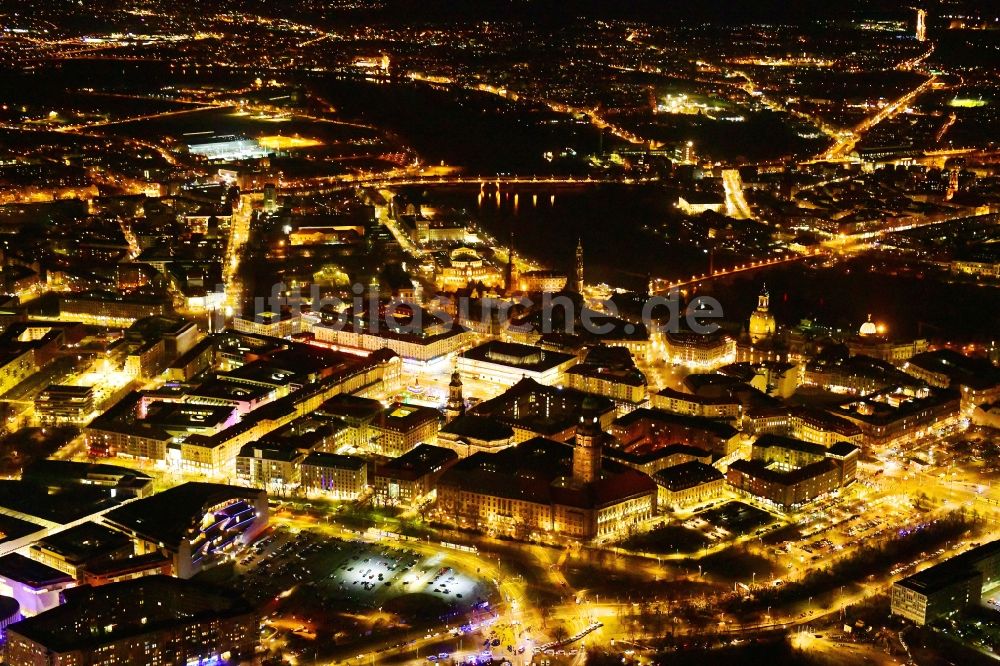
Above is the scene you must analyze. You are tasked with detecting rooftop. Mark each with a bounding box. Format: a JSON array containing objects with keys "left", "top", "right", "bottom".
[
  {"left": 729, "top": 457, "right": 839, "bottom": 486},
  {"left": 906, "top": 350, "right": 1000, "bottom": 391},
  {"left": 0, "top": 553, "right": 73, "bottom": 589},
  {"left": 440, "top": 414, "right": 514, "bottom": 442},
  {"left": 439, "top": 437, "right": 656, "bottom": 510},
  {"left": 376, "top": 444, "right": 457, "bottom": 481},
  {"left": 142, "top": 401, "right": 236, "bottom": 430},
  {"left": 375, "top": 402, "right": 442, "bottom": 433},
  {"left": 654, "top": 461, "right": 725, "bottom": 492},
  {"left": 31, "top": 522, "right": 132, "bottom": 566},
  {"left": 103, "top": 482, "right": 264, "bottom": 548},
  {"left": 7, "top": 575, "right": 253, "bottom": 654},
  {"left": 0, "top": 480, "right": 125, "bottom": 525},
  {"left": 301, "top": 451, "right": 367, "bottom": 471},
  {"left": 461, "top": 340, "right": 576, "bottom": 372},
  {"left": 317, "top": 394, "right": 384, "bottom": 423},
  {"left": 237, "top": 444, "right": 303, "bottom": 463},
  {"left": 471, "top": 378, "right": 614, "bottom": 436},
  {"left": 612, "top": 408, "right": 739, "bottom": 440}
]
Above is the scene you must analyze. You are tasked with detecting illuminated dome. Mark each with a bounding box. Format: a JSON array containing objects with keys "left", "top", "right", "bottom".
[
  {"left": 859, "top": 314, "right": 878, "bottom": 337},
  {"left": 748, "top": 285, "right": 776, "bottom": 344}
]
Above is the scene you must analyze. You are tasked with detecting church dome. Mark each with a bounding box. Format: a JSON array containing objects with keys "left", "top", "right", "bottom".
[{"left": 748, "top": 285, "right": 775, "bottom": 344}]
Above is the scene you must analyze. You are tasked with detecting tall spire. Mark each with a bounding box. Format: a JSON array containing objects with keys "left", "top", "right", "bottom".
[
  {"left": 445, "top": 369, "right": 465, "bottom": 422},
  {"left": 575, "top": 237, "right": 584, "bottom": 293}
]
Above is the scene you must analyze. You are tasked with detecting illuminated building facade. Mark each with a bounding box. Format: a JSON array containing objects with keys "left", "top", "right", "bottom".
[
  {"left": 4, "top": 576, "right": 257, "bottom": 666},
  {"left": 726, "top": 436, "right": 858, "bottom": 510},
  {"left": 34, "top": 385, "right": 95, "bottom": 425},
  {"left": 235, "top": 444, "right": 303, "bottom": 490},
  {"left": 373, "top": 444, "right": 457, "bottom": 507},
  {"left": 831, "top": 386, "right": 962, "bottom": 448},
  {"left": 0, "top": 350, "right": 35, "bottom": 397},
  {"left": 458, "top": 341, "right": 578, "bottom": 387},
  {"left": 951, "top": 256, "right": 1000, "bottom": 280},
  {"left": 902, "top": 350, "right": 1000, "bottom": 414},
  {"left": 564, "top": 345, "right": 648, "bottom": 410},
  {"left": 58, "top": 291, "right": 172, "bottom": 327},
  {"left": 436, "top": 430, "right": 656, "bottom": 542},
  {"left": 369, "top": 403, "right": 442, "bottom": 458},
  {"left": 662, "top": 330, "right": 736, "bottom": 369},
  {"left": 518, "top": 270, "right": 568, "bottom": 293},
  {"left": 745, "top": 406, "right": 864, "bottom": 449},
  {"left": 654, "top": 461, "right": 726, "bottom": 510},
  {"left": 651, "top": 387, "right": 741, "bottom": 421},
  {"left": 233, "top": 311, "right": 303, "bottom": 338},
  {"left": 311, "top": 320, "right": 473, "bottom": 363},
  {"left": 0, "top": 555, "right": 73, "bottom": 618},
  {"left": 677, "top": 193, "right": 724, "bottom": 214},
  {"left": 28, "top": 522, "right": 133, "bottom": 581},
  {"left": 802, "top": 353, "right": 921, "bottom": 395},
  {"left": 892, "top": 540, "right": 1000, "bottom": 626},
  {"left": 300, "top": 452, "right": 368, "bottom": 500},
  {"left": 748, "top": 286, "right": 776, "bottom": 344},
  {"left": 436, "top": 247, "right": 504, "bottom": 291},
  {"left": 846, "top": 335, "right": 928, "bottom": 365}
]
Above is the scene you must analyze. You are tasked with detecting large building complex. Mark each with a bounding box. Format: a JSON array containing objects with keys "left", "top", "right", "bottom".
[
  {"left": 458, "top": 340, "right": 577, "bottom": 387},
  {"left": 726, "top": 435, "right": 859, "bottom": 510},
  {"left": 470, "top": 378, "right": 616, "bottom": 443},
  {"left": 300, "top": 452, "right": 368, "bottom": 499},
  {"left": 436, "top": 400, "right": 657, "bottom": 541},
  {"left": 4, "top": 576, "right": 257, "bottom": 665},
  {"left": 892, "top": 540, "right": 1000, "bottom": 625},
  {"left": 103, "top": 483, "right": 269, "bottom": 579}
]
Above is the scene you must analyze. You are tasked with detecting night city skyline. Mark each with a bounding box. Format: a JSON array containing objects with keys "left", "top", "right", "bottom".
[{"left": 0, "top": 1, "right": 999, "bottom": 665}]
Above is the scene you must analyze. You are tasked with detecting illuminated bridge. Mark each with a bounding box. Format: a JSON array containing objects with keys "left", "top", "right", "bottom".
[{"left": 272, "top": 173, "right": 660, "bottom": 194}]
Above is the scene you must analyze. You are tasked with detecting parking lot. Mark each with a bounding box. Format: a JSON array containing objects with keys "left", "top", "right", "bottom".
[
  {"left": 237, "top": 528, "right": 488, "bottom": 612},
  {"left": 228, "top": 527, "right": 497, "bottom": 662},
  {"left": 685, "top": 501, "right": 777, "bottom": 541}
]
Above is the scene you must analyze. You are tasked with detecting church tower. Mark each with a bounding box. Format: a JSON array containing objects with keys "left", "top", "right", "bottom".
[
  {"left": 572, "top": 396, "right": 604, "bottom": 485},
  {"left": 575, "top": 237, "right": 584, "bottom": 293},
  {"left": 444, "top": 370, "right": 465, "bottom": 422},
  {"left": 749, "top": 284, "right": 776, "bottom": 344}
]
